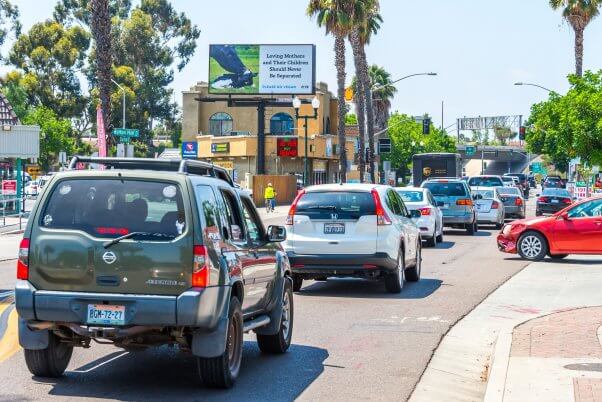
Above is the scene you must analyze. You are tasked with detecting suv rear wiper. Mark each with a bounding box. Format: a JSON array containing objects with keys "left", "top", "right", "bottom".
[{"left": 103, "top": 232, "right": 173, "bottom": 249}]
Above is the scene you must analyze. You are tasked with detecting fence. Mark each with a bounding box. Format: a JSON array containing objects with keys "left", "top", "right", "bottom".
[
  {"left": 0, "top": 196, "right": 27, "bottom": 231},
  {"left": 252, "top": 175, "right": 297, "bottom": 206}
]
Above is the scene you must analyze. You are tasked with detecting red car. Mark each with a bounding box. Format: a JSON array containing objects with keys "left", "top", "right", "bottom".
[{"left": 497, "top": 196, "right": 602, "bottom": 261}]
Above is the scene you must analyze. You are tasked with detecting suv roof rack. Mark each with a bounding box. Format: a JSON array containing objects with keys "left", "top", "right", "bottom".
[{"left": 68, "top": 156, "right": 234, "bottom": 186}]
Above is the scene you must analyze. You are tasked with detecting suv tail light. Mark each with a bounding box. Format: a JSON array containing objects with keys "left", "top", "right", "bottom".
[
  {"left": 371, "top": 189, "right": 392, "bottom": 225},
  {"left": 286, "top": 190, "right": 305, "bottom": 225},
  {"left": 562, "top": 197, "right": 572, "bottom": 204},
  {"left": 491, "top": 201, "right": 500, "bottom": 209},
  {"left": 456, "top": 199, "right": 473, "bottom": 206},
  {"left": 515, "top": 198, "right": 523, "bottom": 206},
  {"left": 419, "top": 207, "right": 432, "bottom": 216},
  {"left": 192, "top": 245, "right": 209, "bottom": 287},
  {"left": 17, "top": 238, "right": 30, "bottom": 280},
  {"left": 538, "top": 196, "right": 549, "bottom": 203}
]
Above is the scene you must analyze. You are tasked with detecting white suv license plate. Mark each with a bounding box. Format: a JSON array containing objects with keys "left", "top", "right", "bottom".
[
  {"left": 324, "top": 223, "right": 345, "bottom": 234},
  {"left": 87, "top": 304, "right": 126, "bottom": 325}
]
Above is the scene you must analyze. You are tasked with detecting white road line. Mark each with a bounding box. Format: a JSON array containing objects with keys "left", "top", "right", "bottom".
[{"left": 70, "top": 351, "right": 129, "bottom": 373}]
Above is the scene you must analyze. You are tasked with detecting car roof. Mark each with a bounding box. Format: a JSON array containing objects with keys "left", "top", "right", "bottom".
[
  {"left": 471, "top": 186, "right": 498, "bottom": 191},
  {"left": 304, "top": 183, "right": 388, "bottom": 193},
  {"left": 396, "top": 186, "right": 425, "bottom": 192},
  {"left": 423, "top": 178, "right": 465, "bottom": 183},
  {"left": 469, "top": 175, "right": 503, "bottom": 178}
]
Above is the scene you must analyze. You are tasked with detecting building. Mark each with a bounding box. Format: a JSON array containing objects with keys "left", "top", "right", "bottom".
[{"left": 182, "top": 81, "right": 355, "bottom": 186}]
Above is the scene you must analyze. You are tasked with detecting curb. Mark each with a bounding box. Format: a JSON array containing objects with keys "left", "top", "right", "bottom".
[{"left": 483, "top": 329, "right": 513, "bottom": 402}]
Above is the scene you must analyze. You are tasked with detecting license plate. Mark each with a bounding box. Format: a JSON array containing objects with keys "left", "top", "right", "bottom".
[
  {"left": 87, "top": 304, "right": 125, "bottom": 325},
  {"left": 324, "top": 223, "right": 345, "bottom": 234},
  {"left": 441, "top": 204, "right": 449, "bottom": 209},
  {"left": 551, "top": 199, "right": 559, "bottom": 204},
  {"left": 476, "top": 204, "right": 483, "bottom": 210}
]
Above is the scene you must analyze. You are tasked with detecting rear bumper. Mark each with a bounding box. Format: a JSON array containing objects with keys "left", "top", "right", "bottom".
[
  {"left": 537, "top": 203, "right": 566, "bottom": 214},
  {"left": 15, "top": 280, "right": 228, "bottom": 330},
  {"left": 503, "top": 206, "right": 523, "bottom": 216},
  {"left": 412, "top": 217, "right": 436, "bottom": 237},
  {"left": 477, "top": 210, "right": 500, "bottom": 223},
  {"left": 287, "top": 252, "right": 397, "bottom": 278},
  {"left": 442, "top": 214, "right": 474, "bottom": 225}
]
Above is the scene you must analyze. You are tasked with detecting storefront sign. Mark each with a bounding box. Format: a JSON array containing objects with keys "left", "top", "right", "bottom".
[
  {"left": 313, "top": 160, "right": 327, "bottom": 172},
  {"left": 1, "top": 180, "right": 17, "bottom": 195},
  {"left": 212, "top": 161, "right": 234, "bottom": 170},
  {"left": 277, "top": 138, "right": 298, "bottom": 157},
  {"left": 209, "top": 44, "right": 316, "bottom": 95},
  {"left": 181, "top": 141, "right": 198, "bottom": 159},
  {"left": 211, "top": 143, "right": 230, "bottom": 153}
]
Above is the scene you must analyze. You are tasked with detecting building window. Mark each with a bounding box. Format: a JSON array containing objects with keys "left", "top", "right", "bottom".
[
  {"left": 270, "top": 113, "right": 294, "bottom": 135},
  {"left": 209, "top": 112, "right": 233, "bottom": 136}
]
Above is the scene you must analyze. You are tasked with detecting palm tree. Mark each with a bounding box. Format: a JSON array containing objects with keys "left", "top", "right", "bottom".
[
  {"left": 350, "top": 63, "right": 367, "bottom": 181},
  {"left": 550, "top": 0, "right": 601, "bottom": 76},
  {"left": 90, "top": 0, "right": 112, "bottom": 140},
  {"left": 369, "top": 65, "right": 396, "bottom": 132},
  {"left": 308, "top": 0, "right": 354, "bottom": 182},
  {"left": 351, "top": 0, "right": 382, "bottom": 183}
]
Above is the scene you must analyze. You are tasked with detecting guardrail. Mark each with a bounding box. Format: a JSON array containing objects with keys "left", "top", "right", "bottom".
[{"left": 0, "top": 196, "right": 27, "bottom": 230}]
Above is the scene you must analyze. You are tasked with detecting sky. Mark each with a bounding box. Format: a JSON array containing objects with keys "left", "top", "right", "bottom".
[{"left": 4, "top": 0, "right": 602, "bottom": 132}]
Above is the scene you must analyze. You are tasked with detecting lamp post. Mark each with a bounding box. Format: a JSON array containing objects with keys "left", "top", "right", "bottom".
[
  {"left": 293, "top": 96, "right": 320, "bottom": 187},
  {"left": 111, "top": 79, "right": 126, "bottom": 129},
  {"left": 514, "top": 82, "right": 556, "bottom": 94},
  {"left": 372, "top": 72, "right": 437, "bottom": 93}
]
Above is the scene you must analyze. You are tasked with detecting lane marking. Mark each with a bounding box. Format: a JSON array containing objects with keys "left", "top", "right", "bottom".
[
  {"left": 0, "top": 307, "right": 21, "bottom": 363},
  {"left": 69, "top": 351, "right": 129, "bottom": 373}
]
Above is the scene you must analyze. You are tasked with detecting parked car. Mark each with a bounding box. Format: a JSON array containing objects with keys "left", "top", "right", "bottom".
[
  {"left": 497, "top": 186, "right": 526, "bottom": 219},
  {"left": 471, "top": 186, "right": 505, "bottom": 229},
  {"left": 468, "top": 175, "right": 504, "bottom": 188},
  {"left": 284, "top": 184, "right": 422, "bottom": 294},
  {"left": 15, "top": 157, "right": 293, "bottom": 388},
  {"left": 396, "top": 187, "right": 444, "bottom": 247},
  {"left": 542, "top": 175, "right": 565, "bottom": 189},
  {"left": 421, "top": 178, "right": 478, "bottom": 235},
  {"left": 24, "top": 180, "right": 40, "bottom": 197},
  {"left": 497, "top": 196, "right": 602, "bottom": 261},
  {"left": 536, "top": 188, "right": 573, "bottom": 216}
]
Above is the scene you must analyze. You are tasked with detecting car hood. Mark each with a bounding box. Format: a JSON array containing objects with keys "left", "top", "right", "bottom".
[{"left": 511, "top": 216, "right": 554, "bottom": 226}]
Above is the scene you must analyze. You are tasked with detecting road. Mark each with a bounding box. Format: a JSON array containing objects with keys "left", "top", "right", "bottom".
[{"left": 0, "top": 194, "right": 537, "bottom": 401}]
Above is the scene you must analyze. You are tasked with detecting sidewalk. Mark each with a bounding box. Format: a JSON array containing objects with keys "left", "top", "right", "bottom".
[
  {"left": 410, "top": 255, "right": 602, "bottom": 402},
  {"left": 0, "top": 234, "right": 21, "bottom": 261}
]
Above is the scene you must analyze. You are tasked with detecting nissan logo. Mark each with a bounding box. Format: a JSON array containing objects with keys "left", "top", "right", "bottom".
[{"left": 102, "top": 251, "right": 117, "bottom": 264}]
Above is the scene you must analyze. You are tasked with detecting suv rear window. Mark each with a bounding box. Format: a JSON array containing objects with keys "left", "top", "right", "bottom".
[
  {"left": 422, "top": 182, "right": 468, "bottom": 197},
  {"left": 468, "top": 177, "right": 503, "bottom": 187},
  {"left": 41, "top": 179, "right": 185, "bottom": 238},
  {"left": 296, "top": 192, "right": 375, "bottom": 219}
]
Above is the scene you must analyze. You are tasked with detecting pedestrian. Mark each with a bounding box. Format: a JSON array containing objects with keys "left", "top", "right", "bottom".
[
  {"left": 264, "top": 182, "right": 276, "bottom": 213},
  {"left": 595, "top": 177, "right": 602, "bottom": 189}
]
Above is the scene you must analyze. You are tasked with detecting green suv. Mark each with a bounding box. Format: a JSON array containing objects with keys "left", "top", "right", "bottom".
[{"left": 15, "top": 157, "right": 293, "bottom": 388}]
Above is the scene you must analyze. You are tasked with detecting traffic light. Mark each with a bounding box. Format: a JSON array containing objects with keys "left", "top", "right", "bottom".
[
  {"left": 423, "top": 118, "right": 431, "bottom": 135},
  {"left": 519, "top": 126, "right": 526, "bottom": 140}
]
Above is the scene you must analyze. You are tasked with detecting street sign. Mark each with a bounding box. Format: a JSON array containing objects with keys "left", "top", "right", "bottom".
[
  {"left": 113, "top": 128, "right": 139, "bottom": 143},
  {"left": 181, "top": 141, "right": 198, "bottom": 159},
  {"left": 378, "top": 138, "right": 391, "bottom": 153},
  {"left": 422, "top": 118, "right": 431, "bottom": 135},
  {"left": 2, "top": 180, "right": 17, "bottom": 195},
  {"left": 465, "top": 145, "right": 476, "bottom": 156},
  {"left": 531, "top": 162, "right": 546, "bottom": 174},
  {"left": 344, "top": 87, "right": 354, "bottom": 102}
]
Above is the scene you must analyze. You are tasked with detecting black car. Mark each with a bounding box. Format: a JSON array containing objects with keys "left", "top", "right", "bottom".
[
  {"left": 536, "top": 188, "right": 573, "bottom": 216},
  {"left": 542, "top": 176, "right": 565, "bottom": 189},
  {"left": 528, "top": 175, "right": 537, "bottom": 188}
]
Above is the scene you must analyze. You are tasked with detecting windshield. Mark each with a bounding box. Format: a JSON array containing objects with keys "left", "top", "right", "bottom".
[
  {"left": 423, "top": 182, "right": 468, "bottom": 197},
  {"left": 397, "top": 190, "right": 424, "bottom": 202},
  {"left": 468, "top": 177, "right": 503, "bottom": 187},
  {"left": 502, "top": 177, "right": 514, "bottom": 182},
  {"left": 295, "top": 192, "right": 376, "bottom": 219},
  {"left": 542, "top": 189, "right": 571, "bottom": 197},
  {"left": 41, "top": 179, "right": 186, "bottom": 239},
  {"left": 498, "top": 186, "right": 521, "bottom": 196}
]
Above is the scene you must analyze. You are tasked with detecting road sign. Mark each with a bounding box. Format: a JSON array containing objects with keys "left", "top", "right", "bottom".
[
  {"left": 465, "top": 145, "right": 476, "bottom": 156},
  {"left": 113, "top": 128, "right": 139, "bottom": 143},
  {"left": 378, "top": 138, "right": 391, "bottom": 153},
  {"left": 2, "top": 180, "right": 17, "bottom": 195},
  {"left": 344, "top": 87, "right": 354, "bottom": 102},
  {"left": 531, "top": 162, "right": 546, "bottom": 174}
]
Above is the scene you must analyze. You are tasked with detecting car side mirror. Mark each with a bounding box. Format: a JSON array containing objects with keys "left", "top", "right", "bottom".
[
  {"left": 436, "top": 201, "right": 445, "bottom": 207},
  {"left": 410, "top": 210, "right": 422, "bottom": 219},
  {"left": 558, "top": 211, "right": 570, "bottom": 221},
  {"left": 267, "top": 225, "right": 286, "bottom": 242}
]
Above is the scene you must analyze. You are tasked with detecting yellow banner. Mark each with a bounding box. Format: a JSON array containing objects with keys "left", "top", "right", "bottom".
[{"left": 212, "top": 161, "right": 234, "bottom": 170}]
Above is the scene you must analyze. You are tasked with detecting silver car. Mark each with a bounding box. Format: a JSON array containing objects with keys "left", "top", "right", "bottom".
[
  {"left": 397, "top": 187, "right": 444, "bottom": 247},
  {"left": 497, "top": 186, "right": 526, "bottom": 219},
  {"left": 471, "top": 186, "right": 505, "bottom": 229}
]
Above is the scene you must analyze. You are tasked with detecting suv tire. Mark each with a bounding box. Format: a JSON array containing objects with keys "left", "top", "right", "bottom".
[
  {"left": 517, "top": 231, "right": 548, "bottom": 261},
  {"left": 405, "top": 242, "right": 421, "bottom": 282},
  {"left": 24, "top": 332, "right": 73, "bottom": 378},
  {"left": 466, "top": 221, "right": 477, "bottom": 235},
  {"left": 257, "top": 279, "right": 294, "bottom": 354},
  {"left": 197, "top": 297, "right": 243, "bottom": 389},
  {"left": 384, "top": 250, "right": 404, "bottom": 293},
  {"left": 292, "top": 274, "right": 303, "bottom": 292}
]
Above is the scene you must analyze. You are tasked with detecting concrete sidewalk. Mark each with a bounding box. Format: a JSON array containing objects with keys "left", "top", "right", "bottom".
[
  {"left": 0, "top": 234, "right": 21, "bottom": 261},
  {"left": 410, "top": 255, "right": 602, "bottom": 402}
]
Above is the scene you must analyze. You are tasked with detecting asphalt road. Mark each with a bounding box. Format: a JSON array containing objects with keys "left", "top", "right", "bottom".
[{"left": 0, "top": 194, "right": 537, "bottom": 401}]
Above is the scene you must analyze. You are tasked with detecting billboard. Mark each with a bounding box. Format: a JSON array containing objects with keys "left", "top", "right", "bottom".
[
  {"left": 181, "top": 141, "right": 198, "bottom": 159},
  {"left": 209, "top": 44, "right": 315, "bottom": 95}
]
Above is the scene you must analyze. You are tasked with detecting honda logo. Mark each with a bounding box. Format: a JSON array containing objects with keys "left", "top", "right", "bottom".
[{"left": 330, "top": 213, "right": 338, "bottom": 220}]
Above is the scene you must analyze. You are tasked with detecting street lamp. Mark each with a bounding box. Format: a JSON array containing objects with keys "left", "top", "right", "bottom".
[
  {"left": 111, "top": 79, "right": 126, "bottom": 129},
  {"left": 514, "top": 82, "right": 555, "bottom": 94},
  {"left": 293, "top": 96, "right": 320, "bottom": 187},
  {"left": 372, "top": 72, "right": 438, "bottom": 93}
]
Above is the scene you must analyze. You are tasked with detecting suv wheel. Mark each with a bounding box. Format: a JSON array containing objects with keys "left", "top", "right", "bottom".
[
  {"left": 518, "top": 231, "right": 548, "bottom": 261},
  {"left": 405, "top": 242, "right": 421, "bottom": 282},
  {"left": 384, "top": 250, "right": 404, "bottom": 293},
  {"left": 24, "top": 331, "right": 73, "bottom": 378},
  {"left": 466, "top": 221, "right": 477, "bottom": 235},
  {"left": 197, "top": 297, "right": 243, "bottom": 388},
  {"left": 257, "top": 279, "right": 294, "bottom": 354},
  {"left": 292, "top": 274, "right": 303, "bottom": 292}
]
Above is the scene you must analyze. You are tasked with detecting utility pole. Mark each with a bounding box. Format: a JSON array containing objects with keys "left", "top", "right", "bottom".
[{"left": 441, "top": 101, "right": 444, "bottom": 130}]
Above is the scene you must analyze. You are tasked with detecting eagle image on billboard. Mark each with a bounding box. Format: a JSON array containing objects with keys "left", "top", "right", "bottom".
[{"left": 209, "top": 44, "right": 315, "bottom": 95}]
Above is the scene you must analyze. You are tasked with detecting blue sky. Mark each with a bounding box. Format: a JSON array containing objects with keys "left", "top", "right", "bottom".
[{"left": 4, "top": 0, "right": 602, "bottom": 131}]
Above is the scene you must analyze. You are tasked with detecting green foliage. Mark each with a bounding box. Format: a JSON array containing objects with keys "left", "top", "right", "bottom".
[
  {"left": 22, "top": 107, "right": 75, "bottom": 170},
  {"left": 345, "top": 113, "right": 358, "bottom": 125},
  {"left": 0, "top": 0, "right": 20, "bottom": 60},
  {"left": 526, "top": 70, "right": 602, "bottom": 170},
  {"left": 1, "top": 81, "right": 28, "bottom": 119},
  {"left": 384, "top": 113, "right": 455, "bottom": 172}
]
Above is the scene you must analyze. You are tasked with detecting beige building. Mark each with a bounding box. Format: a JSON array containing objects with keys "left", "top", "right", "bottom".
[{"left": 182, "top": 81, "right": 356, "bottom": 185}]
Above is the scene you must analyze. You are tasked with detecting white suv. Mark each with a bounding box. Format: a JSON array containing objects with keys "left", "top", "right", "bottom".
[{"left": 284, "top": 184, "right": 422, "bottom": 293}]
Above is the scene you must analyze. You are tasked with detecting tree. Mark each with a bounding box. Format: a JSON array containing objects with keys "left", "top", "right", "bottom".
[
  {"left": 308, "top": 0, "right": 355, "bottom": 182},
  {"left": 368, "top": 65, "right": 396, "bottom": 131},
  {"left": 90, "top": 0, "right": 113, "bottom": 138},
  {"left": 6, "top": 20, "right": 90, "bottom": 119},
  {"left": 550, "top": 0, "right": 601, "bottom": 76},
  {"left": 493, "top": 125, "right": 514, "bottom": 145},
  {"left": 526, "top": 70, "right": 602, "bottom": 170},
  {"left": 0, "top": 0, "right": 20, "bottom": 61}
]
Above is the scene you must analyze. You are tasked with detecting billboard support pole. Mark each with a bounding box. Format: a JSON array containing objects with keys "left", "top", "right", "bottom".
[{"left": 257, "top": 101, "right": 266, "bottom": 175}]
